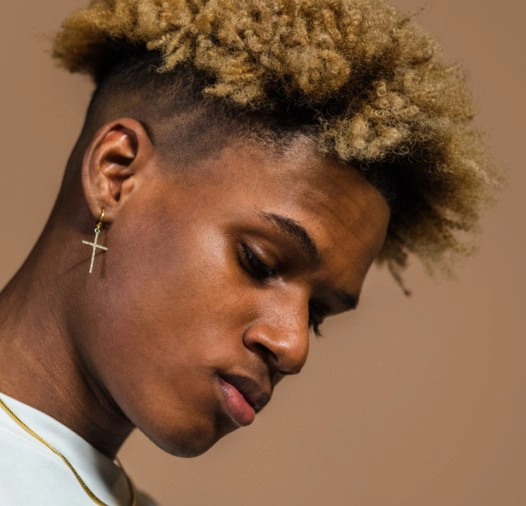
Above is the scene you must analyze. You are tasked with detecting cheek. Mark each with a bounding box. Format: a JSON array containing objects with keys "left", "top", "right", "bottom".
[
  {"left": 79, "top": 205, "right": 252, "bottom": 395},
  {"left": 98, "top": 221, "right": 220, "bottom": 357}
]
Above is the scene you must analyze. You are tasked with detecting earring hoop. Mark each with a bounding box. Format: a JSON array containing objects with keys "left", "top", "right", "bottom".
[{"left": 96, "top": 208, "right": 105, "bottom": 230}]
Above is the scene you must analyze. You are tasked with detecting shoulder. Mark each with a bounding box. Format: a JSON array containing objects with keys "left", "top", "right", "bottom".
[{"left": 0, "top": 426, "right": 91, "bottom": 504}]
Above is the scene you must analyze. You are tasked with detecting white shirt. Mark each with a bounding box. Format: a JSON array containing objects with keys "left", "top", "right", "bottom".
[{"left": 0, "top": 393, "right": 158, "bottom": 505}]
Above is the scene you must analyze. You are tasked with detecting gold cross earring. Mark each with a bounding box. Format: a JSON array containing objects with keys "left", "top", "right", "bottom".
[{"left": 81, "top": 208, "right": 109, "bottom": 274}]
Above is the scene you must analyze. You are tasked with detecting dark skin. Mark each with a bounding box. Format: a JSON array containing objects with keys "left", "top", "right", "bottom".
[{"left": 0, "top": 118, "right": 390, "bottom": 460}]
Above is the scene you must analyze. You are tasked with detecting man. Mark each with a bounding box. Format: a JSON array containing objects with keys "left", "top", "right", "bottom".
[{"left": 0, "top": 0, "right": 496, "bottom": 504}]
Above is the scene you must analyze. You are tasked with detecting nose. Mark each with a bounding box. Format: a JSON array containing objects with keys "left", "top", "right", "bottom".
[{"left": 242, "top": 289, "right": 310, "bottom": 376}]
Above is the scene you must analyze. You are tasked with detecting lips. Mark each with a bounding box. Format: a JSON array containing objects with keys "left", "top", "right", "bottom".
[{"left": 218, "top": 374, "right": 271, "bottom": 427}]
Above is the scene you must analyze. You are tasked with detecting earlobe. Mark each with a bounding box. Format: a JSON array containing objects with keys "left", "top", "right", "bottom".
[{"left": 81, "top": 118, "right": 153, "bottom": 222}]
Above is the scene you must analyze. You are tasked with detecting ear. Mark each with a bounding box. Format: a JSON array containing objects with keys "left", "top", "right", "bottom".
[{"left": 81, "top": 118, "right": 154, "bottom": 223}]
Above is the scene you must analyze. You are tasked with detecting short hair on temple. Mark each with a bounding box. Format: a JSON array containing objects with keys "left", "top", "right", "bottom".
[{"left": 82, "top": 49, "right": 317, "bottom": 168}]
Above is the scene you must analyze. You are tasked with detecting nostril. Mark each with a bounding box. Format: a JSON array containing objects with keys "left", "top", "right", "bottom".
[
  {"left": 250, "top": 341, "right": 279, "bottom": 366},
  {"left": 243, "top": 319, "right": 310, "bottom": 377},
  {"left": 249, "top": 339, "right": 306, "bottom": 377}
]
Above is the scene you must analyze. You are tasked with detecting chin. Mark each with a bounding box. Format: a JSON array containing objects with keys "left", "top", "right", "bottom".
[{"left": 138, "top": 415, "right": 238, "bottom": 458}]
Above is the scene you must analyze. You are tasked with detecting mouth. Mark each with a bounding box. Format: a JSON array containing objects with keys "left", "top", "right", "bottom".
[{"left": 218, "top": 374, "right": 271, "bottom": 427}]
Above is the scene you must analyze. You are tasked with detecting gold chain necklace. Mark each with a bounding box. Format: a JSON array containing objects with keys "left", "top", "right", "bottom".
[{"left": 0, "top": 396, "right": 136, "bottom": 506}]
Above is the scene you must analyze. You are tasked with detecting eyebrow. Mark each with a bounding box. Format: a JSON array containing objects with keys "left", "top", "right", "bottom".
[
  {"left": 260, "top": 211, "right": 320, "bottom": 265},
  {"left": 259, "top": 211, "right": 360, "bottom": 312}
]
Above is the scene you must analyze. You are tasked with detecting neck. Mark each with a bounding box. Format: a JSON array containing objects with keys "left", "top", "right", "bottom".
[{"left": 0, "top": 216, "right": 134, "bottom": 458}]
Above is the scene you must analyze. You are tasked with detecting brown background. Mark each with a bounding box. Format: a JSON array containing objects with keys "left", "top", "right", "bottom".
[{"left": 1, "top": 1, "right": 524, "bottom": 505}]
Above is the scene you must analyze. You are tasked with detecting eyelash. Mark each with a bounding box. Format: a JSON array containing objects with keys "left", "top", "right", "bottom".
[
  {"left": 308, "top": 303, "right": 325, "bottom": 337},
  {"left": 239, "top": 243, "right": 325, "bottom": 337},
  {"left": 240, "top": 243, "right": 277, "bottom": 280}
]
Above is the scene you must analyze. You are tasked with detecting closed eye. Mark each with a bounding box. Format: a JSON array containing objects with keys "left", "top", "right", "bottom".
[{"left": 239, "top": 243, "right": 277, "bottom": 281}]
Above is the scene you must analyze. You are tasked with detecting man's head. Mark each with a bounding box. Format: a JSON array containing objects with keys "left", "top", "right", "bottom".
[
  {"left": 67, "top": 124, "right": 389, "bottom": 456},
  {"left": 45, "top": 0, "right": 496, "bottom": 456}
]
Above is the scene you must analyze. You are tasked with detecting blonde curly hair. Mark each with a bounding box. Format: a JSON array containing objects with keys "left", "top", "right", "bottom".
[{"left": 53, "top": 0, "right": 499, "bottom": 287}]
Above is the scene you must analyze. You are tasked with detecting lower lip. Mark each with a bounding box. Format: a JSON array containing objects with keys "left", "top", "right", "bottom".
[{"left": 218, "top": 377, "right": 256, "bottom": 427}]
